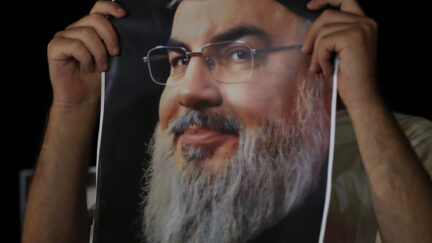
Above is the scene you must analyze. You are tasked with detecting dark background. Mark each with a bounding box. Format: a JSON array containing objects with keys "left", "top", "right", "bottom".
[{"left": 8, "top": 0, "right": 431, "bottom": 242}]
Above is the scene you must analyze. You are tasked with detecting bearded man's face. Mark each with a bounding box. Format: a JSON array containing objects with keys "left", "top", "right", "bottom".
[{"left": 142, "top": 0, "right": 332, "bottom": 242}]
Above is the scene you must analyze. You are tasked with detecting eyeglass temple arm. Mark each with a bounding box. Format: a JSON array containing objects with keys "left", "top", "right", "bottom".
[
  {"left": 253, "top": 44, "right": 303, "bottom": 55},
  {"left": 143, "top": 54, "right": 170, "bottom": 63},
  {"left": 143, "top": 45, "right": 188, "bottom": 63}
]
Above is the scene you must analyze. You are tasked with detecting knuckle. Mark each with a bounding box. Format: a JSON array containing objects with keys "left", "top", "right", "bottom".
[
  {"left": 359, "top": 17, "right": 378, "bottom": 31},
  {"left": 80, "top": 26, "right": 96, "bottom": 37},
  {"left": 366, "top": 18, "right": 378, "bottom": 31},
  {"left": 346, "top": 26, "right": 369, "bottom": 46},
  {"left": 356, "top": 22, "right": 375, "bottom": 39},
  {"left": 350, "top": 26, "right": 365, "bottom": 37},
  {"left": 110, "top": 2, "right": 122, "bottom": 10},
  {"left": 65, "top": 23, "right": 74, "bottom": 30},
  {"left": 90, "top": 1, "right": 104, "bottom": 12},
  {"left": 47, "top": 39, "right": 56, "bottom": 53},
  {"left": 95, "top": 0, "right": 105, "bottom": 6},
  {"left": 88, "top": 12, "right": 104, "bottom": 21},
  {"left": 367, "top": 17, "right": 377, "bottom": 27},
  {"left": 91, "top": 1, "right": 121, "bottom": 15},
  {"left": 317, "top": 24, "right": 331, "bottom": 38},
  {"left": 53, "top": 30, "right": 65, "bottom": 38},
  {"left": 75, "top": 13, "right": 102, "bottom": 26},
  {"left": 321, "top": 9, "right": 335, "bottom": 18},
  {"left": 355, "top": 22, "right": 368, "bottom": 32},
  {"left": 70, "top": 39, "right": 85, "bottom": 51},
  {"left": 320, "top": 32, "right": 332, "bottom": 43},
  {"left": 321, "top": 9, "right": 330, "bottom": 18},
  {"left": 47, "top": 34, "right": 64, "bottom": 52}
]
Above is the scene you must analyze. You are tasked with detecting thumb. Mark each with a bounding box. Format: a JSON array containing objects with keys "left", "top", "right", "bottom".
[
  {"left": 307, "top": 0, "right": 365, "bottom": 16},
  {"left": 340, "top": 0, "right": 365, "bottom": 16}
]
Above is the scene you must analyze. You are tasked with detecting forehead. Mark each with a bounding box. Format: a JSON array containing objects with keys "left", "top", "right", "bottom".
[{"left": 171, "top": 0, "right": 307, "bottom": 47}]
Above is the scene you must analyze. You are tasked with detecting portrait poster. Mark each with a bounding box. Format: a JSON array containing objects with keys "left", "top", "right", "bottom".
[{"left": 92, "top": 0, "right": 346, "bottom": 242}]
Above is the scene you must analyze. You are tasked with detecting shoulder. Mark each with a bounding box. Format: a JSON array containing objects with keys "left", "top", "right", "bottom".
[
  {"left": 393, "top": 112, "right": 432, "bottom": 177},
  {"left": 336, "top": 110, "right": 432, "bottom": 172},
  {"left": 330, "top": 110, "right": 432, "bottom": 243},
  {"left": 336, "top": 109, "right": 432, "bottom": 170},
  {"left": 393, "top": 112, "right": 432, "bottom": 146}
]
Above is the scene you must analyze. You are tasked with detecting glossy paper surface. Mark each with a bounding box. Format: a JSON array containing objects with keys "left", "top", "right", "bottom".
[{"left": 94, "top": 1, "right": 337, "bottom": 242}]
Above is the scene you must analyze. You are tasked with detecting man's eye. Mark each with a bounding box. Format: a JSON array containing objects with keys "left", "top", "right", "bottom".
[
  {"left": 223, "top": 48, "right": 251, "bottom": 62},
  {"left": 171, "top": 56, "right": 189, "bottom": 67},
  {"left": 204, "top": 57, "right": 215, "bottom": 68},
  {"left": 231, "top": 50, "right": 250, "bottom": 60}
]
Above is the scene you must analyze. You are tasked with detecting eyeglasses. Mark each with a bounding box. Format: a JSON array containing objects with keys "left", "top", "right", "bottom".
[{"left": 143, "top": 40, "right": 302, "bottom": 85}]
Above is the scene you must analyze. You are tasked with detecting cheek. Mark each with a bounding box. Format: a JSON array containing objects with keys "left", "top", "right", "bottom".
[
  {"left": 158, "top": 87, "right": 178, "bottom": 130},
  {"left": 223, "top": 55, "right": 307, "bottom": 126},
  {"left": 224, "top": 78, "right": 299, "bottom": 127}
]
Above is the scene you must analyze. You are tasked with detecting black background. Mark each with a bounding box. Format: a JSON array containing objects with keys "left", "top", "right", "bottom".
[{"left": 7, "top": 0, "right": 431, "bottom": 242}]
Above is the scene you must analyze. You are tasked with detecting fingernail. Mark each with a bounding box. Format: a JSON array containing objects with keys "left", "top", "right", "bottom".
[
  {"left": 301, "top": 45, "right": 307, "bottom": 53},
  {"left": 102, "top": 62, "right": 108, "bottom": 71},
  {"left": 310, "top": 65, "right": 315, "bottom": 73},
  {"left": 112, "top": 47, "right": 119, "bottom": 56},
  {"left": 117, "top": 8, "right": 126, "bottom": 15}
]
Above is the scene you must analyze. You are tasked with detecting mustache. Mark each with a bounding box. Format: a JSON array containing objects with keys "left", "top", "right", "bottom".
[{"left": 169, "top": 110, "right": 242, "bottom": 135}]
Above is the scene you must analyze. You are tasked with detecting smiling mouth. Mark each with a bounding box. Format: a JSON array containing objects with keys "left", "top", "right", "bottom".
[{"left": 175, "top": 124, "right": 239, "bottom": 146}]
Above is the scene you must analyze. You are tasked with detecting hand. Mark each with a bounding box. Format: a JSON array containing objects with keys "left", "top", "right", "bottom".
[
  {"left": 47, "top": 0, "right": 126, "bottom": 109},
  {"left": 302, "top": 0, "right": 378, "bottom": 108}
]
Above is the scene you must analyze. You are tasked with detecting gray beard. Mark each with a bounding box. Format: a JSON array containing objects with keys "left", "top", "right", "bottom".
[{"left": 140, "top": 77, "right": 330, "bottom": 243}]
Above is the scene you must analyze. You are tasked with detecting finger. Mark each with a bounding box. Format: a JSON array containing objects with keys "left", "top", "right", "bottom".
[
  {"left": 307, "top": 0, "right": 365, "bottom": 16},
  {"left": 315, "top": 39, "right": 335, "bottom": 77},
  {"left": 90, "top": 0, "right": 126, "bottom": 18},
  {"left": 67, "top": 13, "right": 120, "bottom": 56},
  {"left": 48, "top": 37, "right": 95, "bottom": 73},
  {"left": 310, "top": 29, "right": 349, "bottom": 76},
  {"left": 302, "top": 9, "right": 366, "bottom": 54},
  {"left": 309, "top": 23, "right": 353, "bottom": 74},
  {"left": 56, "top": 27, "right": 108, "bottom": 72},
  {"left": 340, "top": 0, "right": 365, "bottom": 16},
  {"left": 305, "top": 22, "right": 353, "bottom": 54},
  {"left": 310, "top": 34, "right": 335, "bottom": 76}
]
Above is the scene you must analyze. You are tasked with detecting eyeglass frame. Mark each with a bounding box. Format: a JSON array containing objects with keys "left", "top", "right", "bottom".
[{"left": 142, "top": 40, "right": 303, "bottom": 85}]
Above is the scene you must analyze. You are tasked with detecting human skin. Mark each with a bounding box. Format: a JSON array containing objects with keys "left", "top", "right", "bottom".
[
  {"left": 21, "top": 2, "right": 126, "bottom": 243},
  {"left": 158, "top": 0, "right": 331, "bottom": 173},
  {"left": 22, "top": 0, "right": 432, "bottom": 243},
  {"left": 304, "top": 0, "right": 432, "bottom": 242}
]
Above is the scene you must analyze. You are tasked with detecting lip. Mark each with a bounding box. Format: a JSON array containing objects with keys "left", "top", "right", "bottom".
[{"left": 177, "top": 125, "right": 238, "bottom": 146}]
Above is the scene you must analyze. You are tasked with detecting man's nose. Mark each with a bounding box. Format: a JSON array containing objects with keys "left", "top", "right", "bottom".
[{"left": 177, "top": 57, "right": 222, "bottom": 110}]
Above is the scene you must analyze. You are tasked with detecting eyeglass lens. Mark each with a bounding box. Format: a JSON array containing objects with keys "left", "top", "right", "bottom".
[{"left": 147, "top": 41, "right": 254, "bottom": 85}]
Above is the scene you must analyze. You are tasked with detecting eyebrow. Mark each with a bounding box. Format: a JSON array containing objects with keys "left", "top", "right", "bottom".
[
  {"left": 166, "top": 38, "right": 188, "bottom": 49},
  {"left": 210, "top": 25, "right": 272, "bottom": 45},
  {"left": 166, "top": 25, "right": 272, "bottom": 50}
]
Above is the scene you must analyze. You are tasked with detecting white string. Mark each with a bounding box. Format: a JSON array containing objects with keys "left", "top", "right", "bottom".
[
  {"left": 318, "top": 56, "right": 339, "bottom": 243},
  {"left": 90, "top": 71, "right": 106, "bottom": 243}
]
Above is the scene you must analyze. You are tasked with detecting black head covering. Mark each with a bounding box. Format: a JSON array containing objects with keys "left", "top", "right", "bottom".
[
  {"left": 163, "top": 0, "right": 327, "bottom": 21},
  {"left": 275, "top": 0, "right": 325, "bottom": 20}
]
